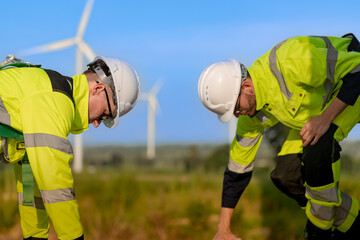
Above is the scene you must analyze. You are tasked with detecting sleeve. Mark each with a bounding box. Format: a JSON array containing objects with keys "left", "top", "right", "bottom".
[
  {"left": 337, "top": 70, "right": 360, "bottom": 105},
  {"left": 20, "top": 92, "right": 83, "bottom": 239},
  {"left": 221, "top": 113, "right": 272, "bottom": 208},
  {"left": 278, "top": 37, "right": 360, "bottom": 106},
  {"left": 222, "top": 168, "right": 252, "bottom": 208},
  {"left": 334, "top": 36, "right": 360, "bottom": 105},
  {"left": 277, "top": 37, "right": 330, "bottom": 88}
]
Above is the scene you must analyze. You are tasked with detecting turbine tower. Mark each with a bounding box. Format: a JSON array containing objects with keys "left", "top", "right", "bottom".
[
  {"left": 140, "top": 82, "right": 162, "bottom": 159},
  {"left": 18, "top": 0, "right": 96, "bottom": 173}
]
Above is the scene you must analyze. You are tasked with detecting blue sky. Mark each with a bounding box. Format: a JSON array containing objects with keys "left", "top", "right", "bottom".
[{"left": 2, "top": 0, "right": 360, "bottom": 145}]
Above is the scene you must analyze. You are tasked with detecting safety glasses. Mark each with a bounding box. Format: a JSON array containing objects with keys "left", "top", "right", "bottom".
[
  {"left": 96, "top": 80, "right": 114, "bottom": 119},
  {"left": 103, "top": 87, "right": 114, "bottom": 119},
  {"left": 234, "top": 94, "right": 241, "bottom": 115}
]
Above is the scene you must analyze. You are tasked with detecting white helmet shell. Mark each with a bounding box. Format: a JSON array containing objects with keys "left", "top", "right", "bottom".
[
  {"left": 198, "top": 59, "right": 246, "bottom": 123},
  {"left": 93, "top": 56, "right": 140, "bottom": 128}
]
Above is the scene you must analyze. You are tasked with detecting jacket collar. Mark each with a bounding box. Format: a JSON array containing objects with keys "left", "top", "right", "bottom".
[
  {"left": 247, "top": 65, "right": 269, "bottom": 111},
  {"left": 71, "top": 74, "right": 89, "bottom": 134}
]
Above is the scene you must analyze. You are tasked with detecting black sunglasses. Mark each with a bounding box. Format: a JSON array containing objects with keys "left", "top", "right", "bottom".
[
  {"left": 96, "top": 80, "right": 113, "bottom": 119},
  {"left": 234, "top": 94, "right": 241, "bottom": 114}
]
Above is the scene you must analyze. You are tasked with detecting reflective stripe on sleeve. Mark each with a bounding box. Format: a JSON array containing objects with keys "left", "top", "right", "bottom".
[
  {"left": 0, "top": 97, "right": 10, "bottom": 125},
  {"left": 317, "top": 36, "right": 338, "bottom": 106},
  {"left": 40, "top": 188, "right": 75, "bottom": 204},
  {"left": 236, "top": 133, "right": 262, "bottom": 147},
  {"left": 228, "top": 158, "right": 254, "bottom": 174},
  {"left": 269, "top": 39, "right": 293, "bottom": 100},
  {"left": 18, "top": 193, "right": 45, "bottom": 209},
  {"left": 269, "top": 37, "right": 339, "bottom": 106},
  {"left": 255, "top": 111, "right": 270, "bottom": 123},
  {"left": 24, "top": 133, "right": 73, "bottom": 155}
]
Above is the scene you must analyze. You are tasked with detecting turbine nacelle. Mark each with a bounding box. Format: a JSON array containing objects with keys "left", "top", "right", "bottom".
[{"left": 140, "top": 81, "right": 162, "bottom": 112}]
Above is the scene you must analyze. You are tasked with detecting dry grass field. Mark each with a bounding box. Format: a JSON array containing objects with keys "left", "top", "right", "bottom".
[{"left": 0, "top": 166, "right": 359, "bottom": 240}]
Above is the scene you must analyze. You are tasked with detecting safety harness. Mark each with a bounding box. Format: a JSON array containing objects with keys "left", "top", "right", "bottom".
[
  {"left": 0, "top": 54, "right": 41, "bottom": 206},
  {"left": 0, "top": 124, "right": 34, "bottom": 206}
]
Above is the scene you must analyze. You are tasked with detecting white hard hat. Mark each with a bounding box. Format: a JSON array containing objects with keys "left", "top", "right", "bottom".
[
  {"left": 198, "top": 59, "right": 247, "bottom": 123},
  {"left": 90, "top": 56, "right": 140, "bottom": 128}
]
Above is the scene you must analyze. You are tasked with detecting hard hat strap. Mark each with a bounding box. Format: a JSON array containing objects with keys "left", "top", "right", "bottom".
[
  {"left": 93, "top": 64, "right": 112, "bottom": 85},
  {"left": 88, "top": 60, "right": 117, "bottom": 105}
]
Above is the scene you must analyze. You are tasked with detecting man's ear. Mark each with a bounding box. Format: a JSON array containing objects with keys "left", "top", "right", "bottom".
[
  {"left": 90, "top": 83, "right": 105, "bottom": 95},
  {"left": 242, "top": 80, "right": 254, "bottom": 94}
]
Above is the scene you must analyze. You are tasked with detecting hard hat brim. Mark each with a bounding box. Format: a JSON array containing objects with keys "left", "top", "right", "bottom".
[{"left": 218, "top": 107, "right": 235, "bottom": 123}]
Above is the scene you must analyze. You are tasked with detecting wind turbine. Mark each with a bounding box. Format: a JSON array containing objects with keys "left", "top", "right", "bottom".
[
  {"left": 140, "top": 82, "right": 162, "bottom": 159},
  {"left": 18, "top": 0, "right": 96, "bottom": 173}
]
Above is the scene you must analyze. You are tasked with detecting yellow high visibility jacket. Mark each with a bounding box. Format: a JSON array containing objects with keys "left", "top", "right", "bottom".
[
  {"left": 231, "top": 36, "right": 360, "bottom": 171},
  {"left": 251, "top": 36, "right": 360, "bottom": 129},
  {"left": 0, "top": 67, "right": 89, "bottom": 239},
  {"left": 223, "top": 36, "right": 360, "bottom": 208}
]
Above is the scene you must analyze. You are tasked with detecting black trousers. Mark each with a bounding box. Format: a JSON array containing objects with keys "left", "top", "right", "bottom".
[{"left": 270, "top": 153, "right": 307, "bottom": 207}]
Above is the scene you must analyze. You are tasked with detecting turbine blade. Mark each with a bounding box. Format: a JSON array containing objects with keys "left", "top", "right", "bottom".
[
  {"left": 150, "top": 80, "right": 163, "bottom": 96},
  {"left": 148, "top": 94, "right": 161, "bottom": 115},
  {"left": 77, "top": 0, "right": 94, "bottom": 39},
  {"left": 139, "top": 92, "right": 150, "bottom": 101},
  {"left": 18, "top": 38, "right": 76, "bottom": 57},
  {"left": 78, "top": 41, "right": 96, "bottom": 61}
]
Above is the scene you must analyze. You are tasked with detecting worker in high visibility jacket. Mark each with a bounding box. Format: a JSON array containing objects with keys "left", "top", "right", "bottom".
[
  {"left": 0, "top": 56, "right": 140, "bottom": 240},
  {"left": 198, "top": 34, "right": 360, "bottom": 240}
]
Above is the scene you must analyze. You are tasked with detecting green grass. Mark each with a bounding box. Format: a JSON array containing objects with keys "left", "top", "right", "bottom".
[{"left": 0, "top": 167, "right": 359, "bottom": 240}]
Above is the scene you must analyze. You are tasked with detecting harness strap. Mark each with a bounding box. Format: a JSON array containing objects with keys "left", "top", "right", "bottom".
[
  {"left": 0, "top": 62, "right": 41, "bottom": 70},
  {"left": 0, "top": 56, "right": 41, "bottom": 207},
  {"left": 0, "top": 124, "right": 24, "bottom": 140},
  {"left": 0, "top": 124, "right": 34, "bottom": 206},
  {"left": 21, "top": 154, "right": 34, "bottom": 206}
]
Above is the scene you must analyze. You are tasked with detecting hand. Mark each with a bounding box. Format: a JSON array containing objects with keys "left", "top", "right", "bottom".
[
  {"left": 300, "top": 97, "right": 347, "bottom": 147},
  {"left": 300, "top": 115, "right": 330, "bottom": 147},
  {"left": 212, "top": 230, "right": 242, "bottom": 240}
]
